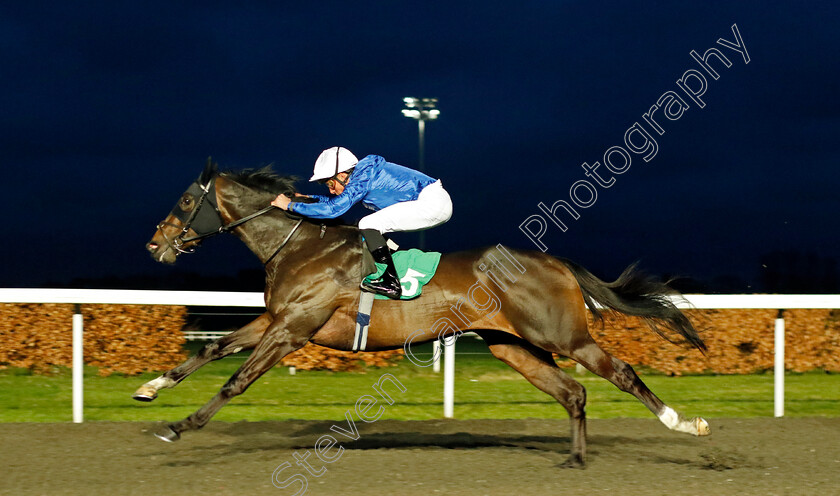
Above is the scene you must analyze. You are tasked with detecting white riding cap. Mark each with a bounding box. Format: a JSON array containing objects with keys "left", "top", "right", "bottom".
[{"left": 310, "top": 146, "right": 359, "bottom": 182}]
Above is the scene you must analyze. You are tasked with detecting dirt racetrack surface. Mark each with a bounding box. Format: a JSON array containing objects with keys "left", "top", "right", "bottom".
[{"left": 1, "top": 418, "right": 838, "bottom": 496}]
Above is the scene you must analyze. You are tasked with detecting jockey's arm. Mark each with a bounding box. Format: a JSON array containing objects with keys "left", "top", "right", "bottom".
[{"left": 287, "top": 178, "right": 368, "bottom": 219}]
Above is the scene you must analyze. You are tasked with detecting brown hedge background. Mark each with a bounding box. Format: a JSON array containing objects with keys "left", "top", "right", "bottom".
[
  {"left": 280, "top": 344, "right": 404, "bottom": 371},
  {"left": 582, "top": 309, "right": 840, "bottom": 375},
  {"left": 0, "top": 304, "right": 404, "bottom": 374},
  {"left": 1, "top": 304, "right": 838, "bottom": 375},
  {"left": 0, "top": 304, "right": 187, "bottom": 376}
]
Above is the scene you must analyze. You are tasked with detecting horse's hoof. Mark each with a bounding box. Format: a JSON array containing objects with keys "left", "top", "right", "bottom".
[
  {"left": 559, "top": 454, "right": 586, "bottom": 469},
  {"left": 132, "top": 386, "right": 158, "bottom": 402},
  {"left": 154, "top": 425, "right": 180, "bottom": 443},
  {"left": 695, "top": 417, "right": 711, "bottom": 436}
]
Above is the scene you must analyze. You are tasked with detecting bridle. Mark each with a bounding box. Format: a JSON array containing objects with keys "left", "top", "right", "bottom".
[
  {"left": 157, "top": 176, "right": 221, "bottom": 254},
  {"left": 157, "top": 173, "right": 304, "bottom": 260}
]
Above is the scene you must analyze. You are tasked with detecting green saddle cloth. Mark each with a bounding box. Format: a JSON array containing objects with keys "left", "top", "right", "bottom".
[{"left": 363, "top": 248, "right": 442, "bottom": 300}]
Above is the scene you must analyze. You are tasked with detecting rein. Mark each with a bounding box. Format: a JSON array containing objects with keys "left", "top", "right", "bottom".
[{"left": 264, "top": 218, "right": 304, "bottom": 265}]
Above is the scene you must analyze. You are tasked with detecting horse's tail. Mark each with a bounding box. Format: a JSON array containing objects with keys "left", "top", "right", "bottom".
[{"left": 559, "top": 258, "right": 706, "bottom": 353}]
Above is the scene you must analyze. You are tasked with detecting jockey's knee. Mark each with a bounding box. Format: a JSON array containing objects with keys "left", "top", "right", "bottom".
[{"left": 360, "top": 228, "right": 387, "bottom": 252}]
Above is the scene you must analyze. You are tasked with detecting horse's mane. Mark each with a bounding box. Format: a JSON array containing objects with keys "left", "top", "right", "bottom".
[
  {"left": 221, "top": 164, "right": 345, "bottom": 227},
  {"left": 221, "top": 165, "right": 298, "bottom": 195}
]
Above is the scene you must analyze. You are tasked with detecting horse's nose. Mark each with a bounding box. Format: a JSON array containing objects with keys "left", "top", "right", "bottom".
[{"left": 147, "top": 242, "right": 159, "bottom": 253}]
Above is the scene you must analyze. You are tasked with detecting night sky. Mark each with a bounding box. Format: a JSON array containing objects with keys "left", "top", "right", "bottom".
[{"left": 2, "top": 2, "right": 838, "bottom": 292}]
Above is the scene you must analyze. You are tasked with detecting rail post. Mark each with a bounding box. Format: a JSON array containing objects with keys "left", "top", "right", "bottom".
[
  {"left": 72, "top": 304, "right": 83, "bottom": 423},
  {"left": 443, "top": 337, "right": 455, "bottom": 418},
  {"left": 774, "top": 309, "right": 785, "bottom": 417},
  {"left": 432, "top": 340, "right": 441, "bottom": 373}
]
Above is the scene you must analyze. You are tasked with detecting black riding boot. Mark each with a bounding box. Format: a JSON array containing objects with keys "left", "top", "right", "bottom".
[
  {"left": 362, "top": 246, "right": 402, "bottom": 299},
  {"left": 361, "top": 228, "right": 402, "bottom": 299}
]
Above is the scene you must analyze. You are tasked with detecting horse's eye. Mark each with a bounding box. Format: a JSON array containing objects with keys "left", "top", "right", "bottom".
[{"left": 180, "top": 194, "right": 195, "bottom": 210}]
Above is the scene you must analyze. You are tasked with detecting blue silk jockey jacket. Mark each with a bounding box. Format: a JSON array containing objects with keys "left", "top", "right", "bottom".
[{"left": 288, "top": 155, "right": 437, "bottom": 218}]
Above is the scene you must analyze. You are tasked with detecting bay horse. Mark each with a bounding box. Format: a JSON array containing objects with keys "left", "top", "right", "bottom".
[{"left": 136, "top": 160, "right": 710, "bottom": 467}]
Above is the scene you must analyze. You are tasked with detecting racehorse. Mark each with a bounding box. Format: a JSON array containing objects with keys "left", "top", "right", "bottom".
[{"left": 136, "top": 159, "right": 710, "bottom": 468}]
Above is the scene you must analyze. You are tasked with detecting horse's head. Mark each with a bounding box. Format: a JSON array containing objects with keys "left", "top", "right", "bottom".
[{"left": 147, "top": 158, "right": 223, "bottom": 264}]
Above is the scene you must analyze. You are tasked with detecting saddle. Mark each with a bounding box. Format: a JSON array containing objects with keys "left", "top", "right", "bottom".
[
  {"left": 353, "top": 242, "right": 442, "bottom": 351},
  {"left": 362, "top": 247, "right": 441, "bottom": 300}
]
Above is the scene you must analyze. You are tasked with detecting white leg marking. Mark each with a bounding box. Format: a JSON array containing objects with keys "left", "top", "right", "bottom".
[
  {"left": 146, "top": 376, "right": 176, "bottom": 390},
  {"left": 658, "top": 406, "right": 708, "bottom": 435},
  {"left": 658, "top": 406, "right": 680, "bottom": 429},
  {"left": 134, "top": 375, "right": 176, "bottom": 400},
  {"left": 134, "top": 375, "right": 175, "bottom": 400}
]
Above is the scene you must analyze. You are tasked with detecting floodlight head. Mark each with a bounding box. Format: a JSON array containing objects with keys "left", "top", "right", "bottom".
[{"left": 402, "top": 97, "right": 439, "bottom": 120}]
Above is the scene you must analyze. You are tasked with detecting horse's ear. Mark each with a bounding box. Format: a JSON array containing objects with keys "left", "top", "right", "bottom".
[{"left": 200, "top": 156, "right": 218, "bottom": 184}]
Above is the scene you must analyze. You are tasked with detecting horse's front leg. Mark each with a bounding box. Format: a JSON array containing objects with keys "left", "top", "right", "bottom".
[
  {"left": 133, "top": 312, "right": 272, "bottom": 402},
  {"left": 154, "top": 315, "right": 314, "bottom": 442}
]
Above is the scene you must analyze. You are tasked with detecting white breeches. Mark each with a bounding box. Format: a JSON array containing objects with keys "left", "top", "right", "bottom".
[{"left": 358, "top": 180, "right": 453, "bottom": 234}]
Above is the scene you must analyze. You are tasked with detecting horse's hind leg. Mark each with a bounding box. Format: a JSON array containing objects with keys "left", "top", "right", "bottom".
[
  {"left": 133, "top": 312, "right": 272, "bottom": 402},
  {"left": 570, "top": 337, "right": 710, "bottom": 436},
  {"left": 477, "top": 330, "right": 588, "bottom": 468}
]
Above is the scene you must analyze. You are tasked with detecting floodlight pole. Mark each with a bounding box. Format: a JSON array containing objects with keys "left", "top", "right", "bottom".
[
  {"left": 402, "top": 97, "right": 439, "bottom": 250},
  {"left": 417, "top": 118, "right": 426, "bottom": 173}
]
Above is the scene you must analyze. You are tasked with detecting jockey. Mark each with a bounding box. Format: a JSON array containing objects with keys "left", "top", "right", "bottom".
[{"left": 271, "top": 146, "right": 453, "bottom": 299}]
